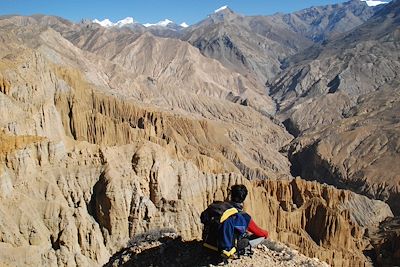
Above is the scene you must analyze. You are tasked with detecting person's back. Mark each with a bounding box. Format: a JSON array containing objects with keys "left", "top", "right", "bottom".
[{"left": 200, "top": 184, "right": 269, "bottom": 259}]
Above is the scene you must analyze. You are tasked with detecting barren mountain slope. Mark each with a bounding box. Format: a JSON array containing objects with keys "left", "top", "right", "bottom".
[
  {"left": 4, "top": 15, "right": 268, "bottom": 102},
  {"left": 34, "top": 15, "right": 276, "bottom": 116},
  {"left": 272, "top": 0, "right": 399, "bottom": 119},
  {"left": 268, "top": 0, "right": 381, "bottom": 42},
  {"left": 289, "top": 86, "right": 400, "bottom": 214},
  {"left": 0, "top": 13, "right": 394, "bottom": 267},
  {"left": 107, "top": 32, "right": 275, "bottom": 113},
  {"left": 270, "top": 0, "right": 400, "bottom": 213},
  {"left": 183, "top": 7, "right": 312, "bottom": 84},
  {"left": 0, "top": 18, "right": 291, "bottom": 180},
  {"left": 183, "top": 0, "right": 378, "bottom": 85}
]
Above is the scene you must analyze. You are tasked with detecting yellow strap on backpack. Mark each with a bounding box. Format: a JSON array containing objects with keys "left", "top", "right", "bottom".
[{"left": 220, "top": 207, "right": 238, "bottom": 223}]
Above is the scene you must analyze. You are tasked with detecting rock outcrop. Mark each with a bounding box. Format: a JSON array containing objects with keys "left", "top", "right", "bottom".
[{"left": 246, "top": 178, "right": 392, "bottom": 267}]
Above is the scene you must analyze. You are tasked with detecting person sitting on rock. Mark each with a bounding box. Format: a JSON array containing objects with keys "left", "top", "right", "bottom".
[{"left": 201, "top": 184, "right": 269, "bottom": 259}]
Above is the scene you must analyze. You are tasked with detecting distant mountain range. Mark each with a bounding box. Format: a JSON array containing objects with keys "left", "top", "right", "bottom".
[
  {"left": 92, "top": 17, "right": 189, "bottom": 29},
  {"left": 90, "top": 0, "right": 389, "bottom": 30}
]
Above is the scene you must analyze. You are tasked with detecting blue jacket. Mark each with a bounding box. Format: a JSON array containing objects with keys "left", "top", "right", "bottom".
[{"left": 219, "top": 211, "right": 251, "bottom": 256}]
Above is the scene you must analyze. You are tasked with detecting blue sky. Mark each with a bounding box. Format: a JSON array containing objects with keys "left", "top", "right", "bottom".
[{"left": 0, "top": 0, "right": 352, "bottom": 25}]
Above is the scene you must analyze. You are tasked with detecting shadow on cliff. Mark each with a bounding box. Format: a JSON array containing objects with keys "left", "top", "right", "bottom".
[
  {"left": 104, "top": 236, "right": 223, "bottom": 267},
  {"left": 364, "top": 216, "right": 400, "bottom": 267}
]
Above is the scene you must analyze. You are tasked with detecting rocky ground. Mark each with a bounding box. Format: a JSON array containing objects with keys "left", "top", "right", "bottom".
[
  {"left": 215, "top": 241, "right": 330, "bottom": 267},
  {"left": 104, "top": 232, "right": 329, "bottom": 267}
]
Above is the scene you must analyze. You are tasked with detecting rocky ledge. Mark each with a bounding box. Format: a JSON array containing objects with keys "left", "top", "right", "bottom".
[{"left": 104, "top": 231, "right": 329, "bottom": 267}]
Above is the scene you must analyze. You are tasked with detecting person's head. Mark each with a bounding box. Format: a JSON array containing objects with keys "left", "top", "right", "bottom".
[{"left": 230, "top": 184, "right": 248, "bottom": 203}]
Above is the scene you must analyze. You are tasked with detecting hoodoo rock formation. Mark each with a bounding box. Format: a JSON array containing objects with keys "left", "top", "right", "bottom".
[
  {"left": 0, "top": 125, "right": 393, "bottom": 266},
  {"left": 0, "top": 1, "right": 398, "bottom": 266}
]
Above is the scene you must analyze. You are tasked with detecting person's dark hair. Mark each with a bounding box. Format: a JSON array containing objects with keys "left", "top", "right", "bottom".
[{"left": 230, "top": 184, "right": 248, "bottom": 203}]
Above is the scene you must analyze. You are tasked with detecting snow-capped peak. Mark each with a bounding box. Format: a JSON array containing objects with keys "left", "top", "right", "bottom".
[
  {"left": 115, "top": 17, "right": 135, "bottom": 27},
  {"left": 93, "top": 17, "right": 187, "bottom": 29},
  {"left": 360, "top": 0, "right": 389, "bottom": 6},
  {"left": 92, "top": 17, "right": 136, "bottom": 27},
  {"left": 93, "top": 18, "right": 114, "bottom": 27},
  {"left": 143, "top": 19, "right": 173, "bottom": 27},
  {"left": 180, "top": 22, "right": 189, "bottom": 28},
  {"left": 214, "top": 5, "right": 228, "bottom": 13}
]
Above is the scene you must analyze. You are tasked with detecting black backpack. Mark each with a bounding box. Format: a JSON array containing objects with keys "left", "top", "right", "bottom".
[{"left": 200, "top": 201, "right": 252, "bottom": 257}]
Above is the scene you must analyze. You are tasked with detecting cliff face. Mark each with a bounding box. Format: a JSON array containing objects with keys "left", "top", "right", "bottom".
[
  {"left": 0, "top": 128, "right": 392, "bottom": 266},
  {"left": 246, "top": 179, "right": 392, "bottom": 267}
]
